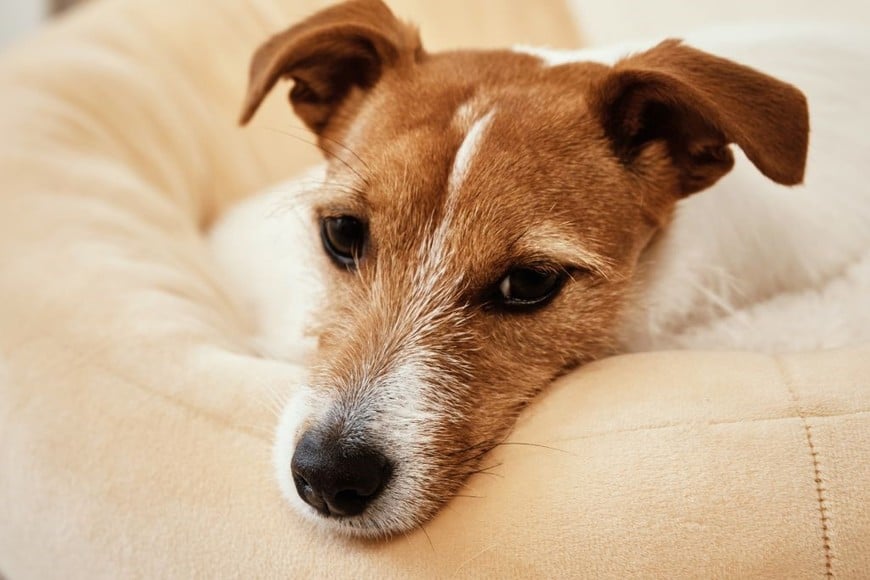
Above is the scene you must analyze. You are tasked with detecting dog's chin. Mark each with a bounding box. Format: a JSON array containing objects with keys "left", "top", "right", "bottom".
[{"left": 272, "top": 388, "right": 448, "bottom": 539}]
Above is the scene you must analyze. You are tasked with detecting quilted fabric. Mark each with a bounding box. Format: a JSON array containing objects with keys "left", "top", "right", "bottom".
[{"left": 0, "top": 0, "right": 867, "bottom": 577}]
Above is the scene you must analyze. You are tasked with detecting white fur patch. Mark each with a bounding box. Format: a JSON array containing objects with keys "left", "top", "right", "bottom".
[
  {"left": 422, "top": 107, "right": 497, "bottom": 275},
  {"left": 208, "top": 166, "right": 326, "bottom": 363},
  {"left": 448, "top": 109, "right": 496, "bottom": 200},
  {"left": 273, "top": 385, "right": 320, "bottom": 516},
  {"left": 452, "top": 101, "right": 478, "bottom": 131}
]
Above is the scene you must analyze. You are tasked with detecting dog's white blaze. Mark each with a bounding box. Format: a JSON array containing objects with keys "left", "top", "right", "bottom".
[
  {"left": 452, "top": 101, "right": 478, "bottom": 132},
  {"left": 448, "top": 108, "right": 496, "bottom": 200},
  {"left": 421, "top": 107, "right": 497, "bottom": 285},
  {"left": 397, "top": 108, "right": 497, "bottom": 384}
]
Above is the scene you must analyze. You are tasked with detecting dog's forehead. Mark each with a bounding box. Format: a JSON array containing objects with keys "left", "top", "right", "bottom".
[
  {"left": 329, "top": 52, "right": 635, "bottom": 271},
  {"left": 360, "top": 111, "right": 567, "bottom": 259}
]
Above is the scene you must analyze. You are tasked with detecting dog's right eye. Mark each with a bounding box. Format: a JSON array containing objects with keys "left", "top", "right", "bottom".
[
  {"left": 495, "top": 267, "right": 566, "bottom": 309},
  {"left": 321, "top": 216, "right": 366, "bottom": 269}
]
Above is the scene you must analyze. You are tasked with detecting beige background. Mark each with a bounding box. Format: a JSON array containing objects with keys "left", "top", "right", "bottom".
[
  {"left": 4, "top": 0, "right": 870, "bottom": 49},
  {"left": 569, "top": 0, "right": 870, "bottom": 44}
]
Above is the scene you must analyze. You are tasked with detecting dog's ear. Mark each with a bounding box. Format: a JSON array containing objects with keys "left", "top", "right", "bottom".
[
  {"left": 590, "top": 40, "right": 809, "bottom": 196},
  {"left": 239, "top": 0, "right": 423, "bottom": 133}
]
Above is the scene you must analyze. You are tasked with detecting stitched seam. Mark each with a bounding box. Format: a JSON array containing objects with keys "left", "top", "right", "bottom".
[
  {"left": 776, "top": 357, "right": 834, "bottom": 578},
  {"left": 544, "top": 408, "right": 870, "bottom": 445}
]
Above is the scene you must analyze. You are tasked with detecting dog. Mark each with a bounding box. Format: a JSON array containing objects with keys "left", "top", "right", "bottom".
[{"left": 209, "top": 0, "right": 870, "bottom": 538}]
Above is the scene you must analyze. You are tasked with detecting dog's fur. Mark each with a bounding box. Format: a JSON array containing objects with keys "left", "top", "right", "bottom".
[{"left": 210, "top": 0, "right": 870, "bottom": 538}]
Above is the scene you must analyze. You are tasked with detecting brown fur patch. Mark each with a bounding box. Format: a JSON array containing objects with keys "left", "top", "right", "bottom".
[{"left": 242, "top": 0, "right": 809, "bottom": 536}]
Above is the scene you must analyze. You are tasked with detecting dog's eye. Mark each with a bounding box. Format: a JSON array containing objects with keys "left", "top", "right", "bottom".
[
  {"left": 497, "top": 268, "right": 565, "bottom": 307},
  {"left": 321, "top": 216, "right": 366, "bottom": 269}
]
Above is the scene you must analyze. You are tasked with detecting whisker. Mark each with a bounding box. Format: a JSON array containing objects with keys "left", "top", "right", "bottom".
[
  {"left": 453, "top": 429, "right": 515, "bottom": 466},
  {"left": 318, "top": 132, "right": 372, "bottom": 175},
  {"left": 256, "top": 125, "right": 368, "bottom": 185},
  {"left": 270, "top": 123, "right": 371, "bottom": 170},
  {"left": 457, "top": 445, "right": 497, "bottom": 465},
  {"left": 490, "top": 441, "right": 574, "bottom": 455},
  {"left": 418, "top": 523, "right": 436, "bottom": 553},
  {"left": 453, "top": 439, "right": 491, "bottom": 456},
  {"left": 467, "top": 462, "right": 504, "bottom": 479},
  {"left": 260, "top": 180, "right": 369, "bottom": 220}
]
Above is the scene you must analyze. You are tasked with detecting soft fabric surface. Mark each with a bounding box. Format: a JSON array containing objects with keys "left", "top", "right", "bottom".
[{"left": 0, "top": 0, "right": 867, "bottom": 578}]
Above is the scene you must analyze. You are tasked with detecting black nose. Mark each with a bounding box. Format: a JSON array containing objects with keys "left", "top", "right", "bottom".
[{"left": 291, "top": 429, "right": 392, "bottom": 517}]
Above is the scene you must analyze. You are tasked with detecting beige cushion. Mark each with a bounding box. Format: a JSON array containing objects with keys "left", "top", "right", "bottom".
[{"left": 0, "top": 0, "right": 867, "bottom": 577}]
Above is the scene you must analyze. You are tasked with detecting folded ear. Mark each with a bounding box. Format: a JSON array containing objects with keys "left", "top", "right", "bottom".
[
  {"left": 239, "top": 0, "right": 423, "bottom": 133},
  {"left": 590, "top": 39, "right": 809, "bottom": 196}
]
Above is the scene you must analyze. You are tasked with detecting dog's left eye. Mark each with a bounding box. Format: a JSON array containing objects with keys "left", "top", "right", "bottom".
[{"left": 497, "top": 267, "right": 565, "bottom": 307}]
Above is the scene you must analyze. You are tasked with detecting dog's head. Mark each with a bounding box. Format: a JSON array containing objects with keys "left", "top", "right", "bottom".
[{"left": 241, "top": 0, "right": 809, "bottom": 537}]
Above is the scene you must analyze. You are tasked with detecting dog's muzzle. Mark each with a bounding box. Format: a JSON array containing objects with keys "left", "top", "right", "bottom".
[{"left": 290, "top": 428, "right": 393, "bottom": 517}]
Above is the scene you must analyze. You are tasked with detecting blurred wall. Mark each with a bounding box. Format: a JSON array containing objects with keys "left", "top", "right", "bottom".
[
  {"left": 2, "top": 0, "right": 867, "bottom": 53},
  {"left": 569, "top": 0, "right": 870, "bottom": 45},
  {"left": 0, "top": 0, "right": 47, "bottom": 49}
]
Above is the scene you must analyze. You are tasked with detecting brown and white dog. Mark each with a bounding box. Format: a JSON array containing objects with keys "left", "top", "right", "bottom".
[{"left": 210, "top": 0, "right": 870, "bottom": 537}]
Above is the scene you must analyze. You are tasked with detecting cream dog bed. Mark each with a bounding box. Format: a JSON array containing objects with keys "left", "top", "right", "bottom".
[{"left": 0, "top": 0, "right": 868, "bottom": 577}]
